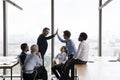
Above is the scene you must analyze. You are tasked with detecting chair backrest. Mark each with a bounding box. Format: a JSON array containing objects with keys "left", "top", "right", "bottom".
[
  {"left": 17, "top": 55, "right": 23, "bottom": 80},
  {"left": 18, "top": 55, "right": 23, "bottom": 66},
  {"left": 18, "top": 55, "right": 38, "bottom": 80}
]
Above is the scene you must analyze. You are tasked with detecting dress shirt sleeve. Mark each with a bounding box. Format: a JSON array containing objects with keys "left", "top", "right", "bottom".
[
  {"left": 45, "top": 34, "right": 55, "bottom": 40},
  {"left": 53, "top": 54, "right": 59, "bottom": 62},
  {"left": 62, "top": 55, "right": 68, "bottom": 64},
  {"left": 74, "top": 43, "right": 82, "bottom": 59},
  {"left": 57, "top": 34, "right": 67, "bottom": 43},
  {"left": 36, "top": 55, "right": 43, "bottom": 66},
  {"left": 55, "top": 54, "right": 59, "bottom": 59}
]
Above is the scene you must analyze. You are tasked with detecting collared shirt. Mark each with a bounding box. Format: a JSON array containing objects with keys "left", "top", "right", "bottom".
[
  {"left": 74, "top": 40, "right": 89, "bottom": 61},
  {"left": 23, "top": 53, "right": 43, "bottom": 73},
  {"left": 57, "top": 34, "right": 77, "bottom": 56},
  {"left": 54, "top": 52, "right": 68, "bottom": 64}
]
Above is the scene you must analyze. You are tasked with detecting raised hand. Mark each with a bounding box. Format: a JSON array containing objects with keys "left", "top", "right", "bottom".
[
  {"left": 36, "top": 52, "right": 42, "bottom": 58},
  {"left": 55, "top": 29, "right": 58, "bottom": 35}
]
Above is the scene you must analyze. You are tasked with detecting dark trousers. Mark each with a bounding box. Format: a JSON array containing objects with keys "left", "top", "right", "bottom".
[
  {"left": 23, "top": 66, "right": 48, "bottom": 80},
  {"left": 39, "top": 51, "right": 45, "bottom": 66},
  {"left": 59, "top": 55, "right": 73, "bottom": 80},
  {"left": 51, "top": 63, "right": 64, "bottom": 79},
  {"left": 42, "top": 56, "right": 44, "bottom": 66},
  {"left": 23, "top": 72, "right": 36, "bottom": 80},
  {"left": 36, "top": 66, "right": 48, "bottom": 80},
  {"left": 60, "top": 59, "right": 87, "bottom": 80},
  {"left": 41, "top": 54, "right": 44, "bottom": 66}
]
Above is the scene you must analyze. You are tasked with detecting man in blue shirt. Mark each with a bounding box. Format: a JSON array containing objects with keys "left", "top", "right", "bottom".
[
  {"left": 60, "top": 32, "right": 89, "bottom": 80},
  {"left": 57, "top": 30, "right": 76, "bottom": 80},
  {"left": 57, "top": 30, "right": 76, "bottom": 59}
]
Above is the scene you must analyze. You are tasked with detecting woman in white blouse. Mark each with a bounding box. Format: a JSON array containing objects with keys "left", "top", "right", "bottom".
[{"left": 52, "top": 46, "right": 68, "bottom": 79}]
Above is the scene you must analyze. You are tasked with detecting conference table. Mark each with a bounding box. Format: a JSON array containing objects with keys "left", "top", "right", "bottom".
[
  {"left": 75, "top": 56, "right": 120, "bottom": 80},
  {"left": 0, "top": 56, "right": 18, "bottom": 80}
]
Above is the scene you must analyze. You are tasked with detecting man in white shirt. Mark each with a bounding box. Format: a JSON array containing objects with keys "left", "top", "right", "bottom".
[
  {"left": 73, "top": 32, "right": 89, "bottom": 64},
  {"left": 23, "top": 44, "right": 48, "bottom": 80},
  {"left": 60, "top": 32, "right": 89, "bottom": 80}
]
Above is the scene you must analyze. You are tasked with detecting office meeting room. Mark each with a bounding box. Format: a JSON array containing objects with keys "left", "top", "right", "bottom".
[{"left": 0, "top": 0, "right": 120, "bottom": 80}]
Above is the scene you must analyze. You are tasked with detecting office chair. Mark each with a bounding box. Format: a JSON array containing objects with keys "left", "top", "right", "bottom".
[{"left": 18, "top": 55, "right": 42, "bottom": 80}]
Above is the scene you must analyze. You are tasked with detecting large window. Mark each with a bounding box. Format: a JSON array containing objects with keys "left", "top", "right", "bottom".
[
  {"left": 1, "top": 0, "right": 51, "bottom": 75},
  {"left": 0, "top": 0, "right": 3, "bottom": 56},
  {"left": 102, "top": 0, "right": 120, "bottom": 56},
  {"left": 1, "top": 0, "right": 120, "bottom": 77},
  {"left": 7, "top": 0, "right": 51, "bottom": 56},
  {"left": 0, "top": 0, "right": 3, "bottom": 74},
  {"left": 54, "top": 0, "right": 99, "bottom": 57}
]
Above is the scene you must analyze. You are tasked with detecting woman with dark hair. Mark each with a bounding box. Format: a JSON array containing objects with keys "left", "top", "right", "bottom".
[{"left": 51, "top": 46, "right": 68, "bottom": 79}]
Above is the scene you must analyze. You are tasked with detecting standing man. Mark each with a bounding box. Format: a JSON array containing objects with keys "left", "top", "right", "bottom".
[{"left": 37, "top": 27, "right": 57, "bottom": 65}]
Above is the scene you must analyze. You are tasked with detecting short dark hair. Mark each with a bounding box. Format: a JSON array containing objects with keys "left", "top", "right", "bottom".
[
  {"left": 80, "top": 32, "right": 88, "bottom": 40},
  {"left": 63, "top": 30, "right": 71, "bottom": 38},
  {"left": 43, "top": 27, "right": 50, "bottom": 32},
  {"left": 62, "top": 46, "right": 66, "bottom": 51},
  {"left": 21, "top": 43, "right": 28, "bottom": 51},
  {"left": 62, "top": 46, "right": 67, "bottom": 53}
]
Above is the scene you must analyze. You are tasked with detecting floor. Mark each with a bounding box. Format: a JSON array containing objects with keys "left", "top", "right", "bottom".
[
  {"left": 0, "top": 73, "right": 51, "bottom": 80},
  {"left": 1, "top": 57, "right": 120, "bottom": 80}
]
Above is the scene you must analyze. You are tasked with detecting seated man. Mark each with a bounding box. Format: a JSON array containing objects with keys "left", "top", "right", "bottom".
[
  {"left": 51, "top": 46, "right": 68, "bottom": 79},
  {"left": 60, "top": 32, "right": 89, "bottom": 80},
  {"left": 19, "top": 43, "right": 29, "bottom": 65},
  {"left": 23, "top": 44, "right": 48, "bottom": 80}
]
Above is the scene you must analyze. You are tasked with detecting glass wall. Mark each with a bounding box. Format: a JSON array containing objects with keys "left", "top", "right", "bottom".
[
  {"left": 5, "top": 0, "right": 51, "bottom": 75},
  {"left": 0, "top": 0, "right": 3, "bottom": 75},
  {"left": 7, "top": 0, "right": 50, "bottom": 56},
  {"left": 0, "top": 0, "right": 3, "bottom": 56},
  {"left": 102, "top": 0, "right": 120, "bottom": 56},
  {"left": 54, "top": 0, "right": 99, "bottom": 57},
  {"left": 1, "top": 0, "right": 120, "bottom": 77}
]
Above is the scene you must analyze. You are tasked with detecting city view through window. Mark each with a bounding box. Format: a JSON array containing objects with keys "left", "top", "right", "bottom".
[{"left": 0, "top": 0, "right": 120, "bottom": 76}]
